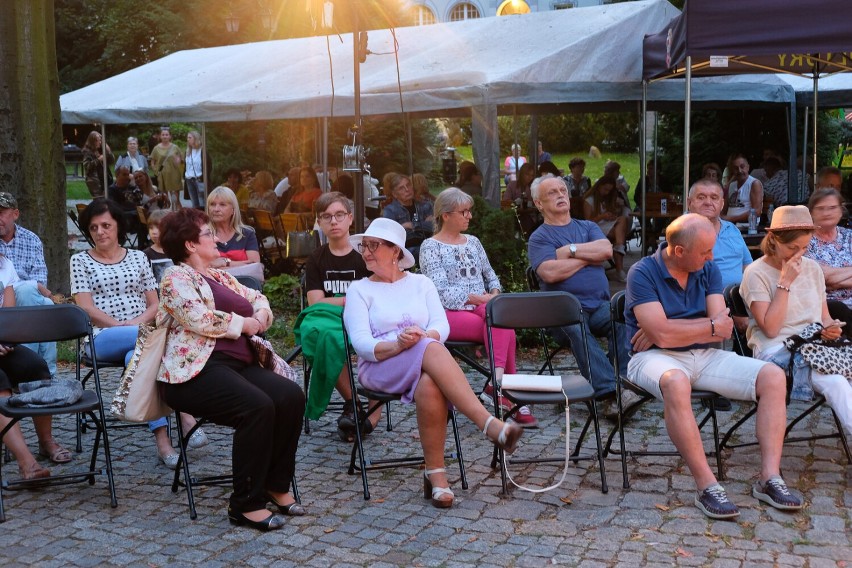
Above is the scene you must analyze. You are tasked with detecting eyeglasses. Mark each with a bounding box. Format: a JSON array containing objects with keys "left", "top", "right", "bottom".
[
  {"left": 451, "top": 209, "right": 473, "bottom": 218},
  {"left": 319, "top": 212, "right": 349, "bottom": 223},
  {"left": 357, "top": 240, "right": 388, "bottom": 253},
  {"left": 198, "top": 229, "right": 215, "bottom": 240}
]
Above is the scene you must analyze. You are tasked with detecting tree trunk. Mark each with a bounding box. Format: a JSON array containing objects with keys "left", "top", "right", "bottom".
[{"left": 0, "top": 0, "right": 68, "bottom": 294}]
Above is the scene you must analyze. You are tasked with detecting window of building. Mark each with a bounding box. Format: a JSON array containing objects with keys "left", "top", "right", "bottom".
[
  {"left": 411, "top": 5, "right": 437, "bottom": 26},
  {"left": 449, "top": 2, "right": 481, "bottom": 21},
  {"left": 497, "top": 0, "right": 531, "bottom": 16}
]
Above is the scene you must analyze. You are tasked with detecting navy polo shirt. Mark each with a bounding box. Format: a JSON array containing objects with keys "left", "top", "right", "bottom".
[{"left": 625, "top": 242, "right": 722, "bottom": 351}]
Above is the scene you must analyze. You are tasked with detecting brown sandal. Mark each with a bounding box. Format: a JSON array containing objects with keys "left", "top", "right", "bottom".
[
  {"left": 38, "top": 440, "right": 72, "bottom": 464},
  {"left": 19, "top": 461, "right": 51, "bottom": 481}
]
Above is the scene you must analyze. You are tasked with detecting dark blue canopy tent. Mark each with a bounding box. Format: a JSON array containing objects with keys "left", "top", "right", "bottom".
[{"left": 641, "top": 0, "right": 852, "bottom": 208}]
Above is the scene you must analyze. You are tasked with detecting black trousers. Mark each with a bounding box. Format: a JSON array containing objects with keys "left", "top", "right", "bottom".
[
  {"left": 0, "top": 345, "right": 51, "bottom": 392},
  {"left": 161, "top": 352, "right": 305, "bottom": 512}
]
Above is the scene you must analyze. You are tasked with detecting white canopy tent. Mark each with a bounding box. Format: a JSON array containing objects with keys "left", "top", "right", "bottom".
[{"left": 61, "top": 0, "right": 794, "bottom": 205}]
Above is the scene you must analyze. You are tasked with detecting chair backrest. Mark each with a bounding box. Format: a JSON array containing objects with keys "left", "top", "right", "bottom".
[
  {"left": 0, "top": 304, "right": 93, "bottom": 344},
  {"left": 279, "top": 213, "right": 303, "bottom": 234},
  {"left": 487, "top": 291, "right": 582, "bottom": 330},
  {"left": 252, "top": 209, "right": 276, "bottom": 233},
  {"left": 610, "top": 290, "right": 626, "bottom": 325},
  {"left": 645, "top": 192, "right": 683, "bottom": 216},
  {"left": 236, "top": 274, "right": 263, "bottom": 292},
  {"left": 525, "top": 265, "right": 540, "bottom": 292},
  {"left": 723, "top": 283, "right": 752, "bottom": 357}
]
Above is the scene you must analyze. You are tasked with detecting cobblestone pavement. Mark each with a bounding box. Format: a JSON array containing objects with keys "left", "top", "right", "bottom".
[{"left": 0, "top": 355, "right": 849, "bottom": 568}]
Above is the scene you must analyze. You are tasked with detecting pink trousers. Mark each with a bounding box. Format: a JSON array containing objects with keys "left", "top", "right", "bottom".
[{"left": 445, "top": 304, "right": 516, "bottom": 373}]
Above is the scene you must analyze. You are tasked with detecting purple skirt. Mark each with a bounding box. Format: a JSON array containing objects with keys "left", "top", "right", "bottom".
[{"left": 357, "top": 338, "right": 437, "bottom": 404}]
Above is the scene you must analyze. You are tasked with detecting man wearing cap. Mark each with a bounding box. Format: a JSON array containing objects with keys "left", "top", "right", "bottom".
[
  {"left": 527, "top": 176, "right": 641, "bottom": 418},
  {"left": 625, "top": 213, "right": 802, "bottom": 520},
  {"left": 0, "top": 192, "right": 56, "bottom": 375}
]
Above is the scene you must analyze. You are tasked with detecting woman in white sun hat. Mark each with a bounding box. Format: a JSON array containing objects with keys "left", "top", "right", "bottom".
[{"left": 343, "top": 218, "right": 523, "bottom": 510}]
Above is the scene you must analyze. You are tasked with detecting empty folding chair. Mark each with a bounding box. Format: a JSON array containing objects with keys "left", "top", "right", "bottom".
[{"left": 485, "top": 291, "right": 608, "bottom": 495}]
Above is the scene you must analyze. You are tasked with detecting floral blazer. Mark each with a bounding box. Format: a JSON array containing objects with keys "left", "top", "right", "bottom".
[{"left": 156, "top": 263, "right": 272, "bottom": 384}]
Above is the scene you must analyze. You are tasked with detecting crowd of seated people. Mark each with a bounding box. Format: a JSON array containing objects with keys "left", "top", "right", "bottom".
[{"left": 12, "top": 142, "right": 852, "bottom": 534}]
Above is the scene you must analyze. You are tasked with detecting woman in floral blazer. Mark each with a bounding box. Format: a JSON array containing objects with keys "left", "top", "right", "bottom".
[{"left": 157, "top": 208, "right": 305, "bottom": 532}]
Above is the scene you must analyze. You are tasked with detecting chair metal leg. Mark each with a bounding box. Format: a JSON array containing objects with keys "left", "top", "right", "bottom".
[
  {"left": 589, "top": 402, "right": 608, "bottom": 494},
  {"left": 448, "top": 410, "right": 468, "bottom": 490},
  {"left": 172, "top": 415, "right": 198, "bottom": 520},
  {"left": 719, "top": 405, "right": 758, "bottom": 451},
  {"left": 348, "top": 397, "right": 372, "bottom": 500}
]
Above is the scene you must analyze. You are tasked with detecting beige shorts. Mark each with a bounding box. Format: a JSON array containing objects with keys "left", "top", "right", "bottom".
[{"left": 627, "top": 348, "right": 767, "bottom": 402}]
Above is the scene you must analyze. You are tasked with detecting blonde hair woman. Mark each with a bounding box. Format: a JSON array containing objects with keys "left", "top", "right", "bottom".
[{"left": 206, "top": 186, "right": 260, "bottom": 271}]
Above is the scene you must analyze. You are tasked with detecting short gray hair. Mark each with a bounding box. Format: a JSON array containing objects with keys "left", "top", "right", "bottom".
[
  {"left": 530, "top": 173, "right": 558, "bottom": 201},
  {"left": 434, "top": 187, "right": 473, "bottom": 231}
]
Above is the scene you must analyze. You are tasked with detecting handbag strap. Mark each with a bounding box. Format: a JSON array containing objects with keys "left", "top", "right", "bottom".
[{"left": 499, "top": 390, "right": 571, "bottom": 493}]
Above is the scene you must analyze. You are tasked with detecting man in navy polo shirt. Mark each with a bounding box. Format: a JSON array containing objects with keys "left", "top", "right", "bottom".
[
  {"left": 528, "top": 175, "right": 640, "bottom": 418},
  {"left": 625, "top": 213, "right": 802, "bottom": 520}
]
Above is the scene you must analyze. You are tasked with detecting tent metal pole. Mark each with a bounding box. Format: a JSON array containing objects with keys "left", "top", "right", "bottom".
[
  {"left": 812, "top": 72, "right": 818, "bottom": 189},
  {"left": 801, "top": 107, "right": 809, "bottom": 202},
  {"left": 101, "top": 123, "right": 108, "bottom": 199},
  {"left": 352, "top": 7, "right": 364, "bottom": 233},
  {"left": 201, "top": 123, "right": 208, "bottom": 202},
  {"left": 406, "top": 113, "right": 414, "bottom": 176},
  {"left": 683, "top": 56, "right": 691, "bottom": 202},
  {"left": 787, "top": 102, "right": 797, "bottom": 205},
  {"left": 322, "top": 116, "right": 328, "bottom": 191},
  {"left": 640, "top": 81, "right": 647, "bottom": 256}
]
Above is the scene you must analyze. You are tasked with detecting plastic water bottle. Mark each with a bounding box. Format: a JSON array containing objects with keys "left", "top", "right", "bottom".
[{"left": 748, "top": 208, "right": 758, "bottom": 235}]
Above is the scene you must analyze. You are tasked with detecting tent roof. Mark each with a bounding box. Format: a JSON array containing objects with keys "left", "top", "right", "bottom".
[
  {"left": 643, "top": 0, "right": 852, "bottom": 80},
  {"left": 62, "top": 0, "right": 693, "bottom": 124}
]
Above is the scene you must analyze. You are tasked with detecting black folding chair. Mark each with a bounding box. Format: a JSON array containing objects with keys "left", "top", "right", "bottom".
[
  {"left": 0, "top": 305, "right": 117, "bottom": 522},
  {"left": 485, "top": 291, "right": 608, "bottom": 495},
  {"left": 524, "top": 266, "right": 572, "bottom": 375},
  {"left": 608, "top": 291, "right": 724, "bottom": 488},
  {"left": 341, "top": 317, "right": 467, "bottom": 500},
  {"left": 170, "top": 413, "right": 301, "bottom": 520},
  {"left": 720, "top": 285, "right": 851, "bottom": 462}
]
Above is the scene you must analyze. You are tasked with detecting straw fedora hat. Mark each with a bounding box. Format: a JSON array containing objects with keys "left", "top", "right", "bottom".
[
  {"left": 349, "top": 218, "right": 416, "bottom": 270},
  {"left": 766, "top": 205, "right": 819, "bottom": 232}
]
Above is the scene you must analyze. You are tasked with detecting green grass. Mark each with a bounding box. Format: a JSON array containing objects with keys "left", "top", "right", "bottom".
[
  {"left": 454, "top": 146, "right": 641, "bottom": 203},
  {"left": 66, "top": 179, "right": 91, "bottom": 200}
]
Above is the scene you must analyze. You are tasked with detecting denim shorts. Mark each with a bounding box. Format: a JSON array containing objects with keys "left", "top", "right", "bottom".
[{"left": 627, "top": 348, "right": 766, "bottom": 402}]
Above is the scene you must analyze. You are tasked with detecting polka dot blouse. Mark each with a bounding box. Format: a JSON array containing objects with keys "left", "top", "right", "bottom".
[{"left": 70, "top": 249, "right": 157, "bottom": 333}]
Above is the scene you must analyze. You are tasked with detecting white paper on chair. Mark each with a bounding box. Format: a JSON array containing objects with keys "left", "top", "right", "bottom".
[{"left": 501, "top": 374, "right": 563, "bottom": 392}]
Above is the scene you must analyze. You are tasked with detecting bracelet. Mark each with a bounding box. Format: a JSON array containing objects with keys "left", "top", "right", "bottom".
[
  {"left": 710, "top": 319, "right": 716, "bottom": 337},
  {"left": 776, "top": 283, "right": 791, "bottom": 292}
]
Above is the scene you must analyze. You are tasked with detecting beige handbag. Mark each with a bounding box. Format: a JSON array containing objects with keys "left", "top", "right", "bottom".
[{"left": 111, "top": 318, "right": 173, "bottom": 422}]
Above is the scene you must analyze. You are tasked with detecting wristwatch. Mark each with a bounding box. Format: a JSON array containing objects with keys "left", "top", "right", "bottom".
[{"left": 569, "top": 244, "right": 577, "bottom": 258}]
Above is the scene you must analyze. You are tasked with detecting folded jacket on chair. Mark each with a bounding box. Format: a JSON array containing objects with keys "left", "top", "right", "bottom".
[{"left": 7, "top": 379, "right": 84, "bottom": 408}]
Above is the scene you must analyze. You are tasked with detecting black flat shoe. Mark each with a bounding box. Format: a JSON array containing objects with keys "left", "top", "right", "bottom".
[
  {"left": 227, "top": 508, "right": 285, "bottom": 531},
  {"left": 267, "top": 495, "right": 306, "bottom": 516}
]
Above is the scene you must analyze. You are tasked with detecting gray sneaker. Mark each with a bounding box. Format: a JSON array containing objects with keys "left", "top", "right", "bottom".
[
  {"left": 752, "top": 476, "right": 803, "bottom": 511},
  {"left": 695, "top": 483, "right": 740, "bottom": 519}
]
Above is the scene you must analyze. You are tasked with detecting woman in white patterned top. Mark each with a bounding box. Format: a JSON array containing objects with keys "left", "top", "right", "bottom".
[
  {"left": 71, "top": 199, "right": 204, "bottom": 469},
  {"left": 419, "top": 188, "right": 536, "bottom": 428}
]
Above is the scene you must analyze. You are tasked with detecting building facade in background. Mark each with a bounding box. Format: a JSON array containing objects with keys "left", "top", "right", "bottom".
[{"left": 410, "top": 0, "right": 607, "bottom": 25}]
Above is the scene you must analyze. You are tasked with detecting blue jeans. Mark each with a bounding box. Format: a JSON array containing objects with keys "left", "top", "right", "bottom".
[
  {"left": 14, "top": 282, "right": 57, "bottom": 375},
  {"left": 551, "top": 301, "right": 629, "bottom": 397},
  {"left": 185, "top": 178, "right": 205, "bottom": 209},
  {"left": 91, "top": 325, "right": 168, "bottom": 432}
]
